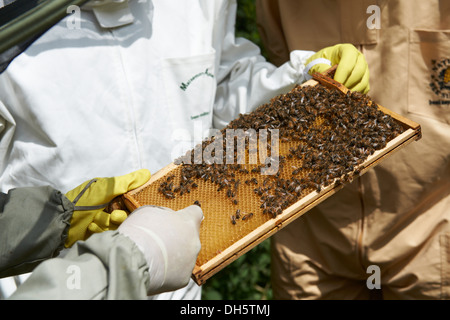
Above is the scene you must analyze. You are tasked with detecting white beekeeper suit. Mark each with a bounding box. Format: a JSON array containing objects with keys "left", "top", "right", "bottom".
[{"left": 0, "top": 0, "right": 313, "bottom": 299}]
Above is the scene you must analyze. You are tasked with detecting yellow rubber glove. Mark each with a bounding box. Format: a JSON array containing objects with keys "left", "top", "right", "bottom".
[
  {"left": 305, "top": 44, "right": 370, "bottom": 94},
  {"left": 64, "top": 169, "right": 151, "bottom": 248}
]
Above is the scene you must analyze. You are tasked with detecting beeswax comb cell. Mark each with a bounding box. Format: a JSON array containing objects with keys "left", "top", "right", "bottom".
[{"left": 123, "top": 72, "right": 421, "bottom": 285}]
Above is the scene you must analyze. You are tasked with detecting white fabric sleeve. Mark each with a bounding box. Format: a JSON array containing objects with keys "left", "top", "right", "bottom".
[
  {"left": 8, "top": 231, "right": 150, "bottom": 300},
  {"left": 212, "top": 1, "right": 315, "bottom": 129}
]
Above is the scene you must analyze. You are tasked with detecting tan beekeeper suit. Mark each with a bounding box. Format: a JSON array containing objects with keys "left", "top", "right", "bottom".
[{"left": 256, "top": 0, "right": 450, "bottom": 299}]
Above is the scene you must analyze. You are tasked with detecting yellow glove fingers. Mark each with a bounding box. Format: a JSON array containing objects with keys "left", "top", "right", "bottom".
[
  {"left": 112, "top": 169, "right": 152, "bottom": 196},
  {"left": 88, "top": 168, "right": 151, "bottom": 205},
  {"left": 306, "top": 44, "right": 369, "bottom": 92},
  {"left": 342, "top": 53, "right": 367, "bottom": 89},
  {"left": 110, "top": 209, "right": 128, "bottom": 225},
  {"left": 91, "top": 210, "right": 111, "bottom": 230},
  {"left": 87, "top": 209, "right": 127, "bottom": 235},
  {"left": 362, "top": 83, "right": 370, "bottom": 95},
  {"left": 88, "top": 221, "right": 107, "bottom": 234},
  {"left": 351, "top": 67, "right": 370, "bottom": 94},
  {"left": 333, "top": 45, "right": 359, "bottom": 85},
  {"left": 88, "top": 221, "right": 119, "bottom": 232},
  {"left": 309, "top": 63, "right": 333, "bottom": 76}
]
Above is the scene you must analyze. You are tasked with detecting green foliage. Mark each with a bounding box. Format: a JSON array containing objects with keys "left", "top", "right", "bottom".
[
  {"left": 234, "top": 0, "right": 268, "bottom": 58},
  {"left": 201, "top": 0, "right": 272, "bottom": 301},
  {"left": 201, "top": 239, "right": 273, "bottom": 300}
]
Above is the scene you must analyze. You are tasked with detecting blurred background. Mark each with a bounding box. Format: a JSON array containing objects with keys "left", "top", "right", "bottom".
[{"left": 200, "top": 0, "right": 273, "bottom": 300}]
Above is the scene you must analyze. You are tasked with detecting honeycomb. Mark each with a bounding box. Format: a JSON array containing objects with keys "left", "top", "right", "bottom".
[{"left": 125, "top": 83, "right": 406, "bottom": 269}]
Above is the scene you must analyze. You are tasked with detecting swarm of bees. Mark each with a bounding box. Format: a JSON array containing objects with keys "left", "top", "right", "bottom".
[{"left": 158, "top": 85, "right": 404, "bottom": 224}]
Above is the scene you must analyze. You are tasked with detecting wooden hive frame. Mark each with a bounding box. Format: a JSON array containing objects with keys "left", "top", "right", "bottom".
[{"left": 122, "top": 67, "right": 421, "bottom": 285}]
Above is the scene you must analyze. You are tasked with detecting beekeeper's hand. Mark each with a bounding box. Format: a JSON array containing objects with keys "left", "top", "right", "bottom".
[
  {"left": 118, "top": 205, "right": 203, "bottom": 295},
  {"left": 64, "top": 169, "right": 151, "bottom": 248},
  {"left": 305, "top": 43, "right": 370, "bottom": 94}
]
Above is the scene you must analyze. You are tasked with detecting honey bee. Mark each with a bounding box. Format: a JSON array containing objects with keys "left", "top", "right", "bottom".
[{"left": 157, "top": 83, "right": 403, "bottom": 223}]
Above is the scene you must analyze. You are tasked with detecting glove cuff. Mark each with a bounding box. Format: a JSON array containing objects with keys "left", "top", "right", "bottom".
[
  {"left": 304, "top": 58, "right": 332, "bottom": 80},
  {"left": 118, "top": 222, "right": 169, "bottom": 294}
]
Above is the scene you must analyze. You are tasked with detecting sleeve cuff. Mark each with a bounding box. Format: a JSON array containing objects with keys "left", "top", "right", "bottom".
[{"left": 303, "top": 57, "right": 332, "bottom": 80}]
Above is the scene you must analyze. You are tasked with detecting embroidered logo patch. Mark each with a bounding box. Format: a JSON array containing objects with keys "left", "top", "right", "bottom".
[{"left": 429, "top": 58, "right": 450, "bottom": 105}]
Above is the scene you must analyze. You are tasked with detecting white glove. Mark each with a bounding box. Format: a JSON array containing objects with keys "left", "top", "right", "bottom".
[{"left": 118, "top": 205, "right": 203, "bottom": 295}]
